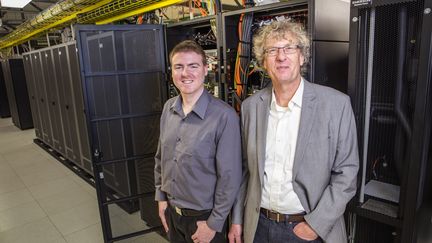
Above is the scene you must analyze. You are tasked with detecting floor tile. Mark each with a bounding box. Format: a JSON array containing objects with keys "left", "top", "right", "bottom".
[
  {"left": 0, "top": 163, "right": 15, "bottom": 177},
  {"left": 64, "top": 223, "right": 103, "bottom": 243},
  {"left": 5, "top": 152, "right": 48, "bottom": 170},
  {"left": 49, "top": 200, "right": 100, "bottom": 235},
  {"left": 0, "top": 188, "right": 35, "bottom": 212},
  {"left": 0, "top": 173, "right": 26, "bottom": 195},
  {"left": 18, "top": 163, "right": 68, "bottom": 187},
  {"left": 37, "top": 187, "right": 95, "bottom": 216},
  {"left": 0, "top": 201, "right": 46, "bottom": 232},
  {"left": 27, "top": 176, "right": 81, "bottom": 200},
  {"left": 0, "top": 217, "right": 65, "bottom": 243}
]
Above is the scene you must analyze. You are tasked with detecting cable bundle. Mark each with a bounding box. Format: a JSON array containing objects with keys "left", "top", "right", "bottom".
[{"left": 233, "top": 0, "right": 254, "bottom": 106}]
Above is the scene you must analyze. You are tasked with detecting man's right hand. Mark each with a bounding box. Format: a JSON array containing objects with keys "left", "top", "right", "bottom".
[
  {"left": 228, "top": 224, "right": 242, "bottom": 243},
  {"left": 158, "top": 201, "right": 169, "bottom": 232}
]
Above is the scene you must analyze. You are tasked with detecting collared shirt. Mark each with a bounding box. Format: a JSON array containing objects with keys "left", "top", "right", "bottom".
[
  {"left": 154, "top": 90, "right": 242, "bottom": 232},
  {"left": 261, "top": 79, "right": 305, "bottom": 214}
]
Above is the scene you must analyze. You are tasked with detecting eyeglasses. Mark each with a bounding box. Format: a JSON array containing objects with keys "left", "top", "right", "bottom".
[{"left": 264, "top": 45, "right": 302, "bottom": 56}]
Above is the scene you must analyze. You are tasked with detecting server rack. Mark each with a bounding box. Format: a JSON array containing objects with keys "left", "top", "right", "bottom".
[
  {"left": 1, "top": 58, "right": 33, "bottom": 130},
  {"left": 23, "top": 43, "right": 94, "bottom": 174},
  {"left": 22, "top": 55, "right": 42, "bottom": 139},
  {"left": 75, "top": 24, "right": 167, "bottom": 242},
  {"left": 67, "top": 43, "right": 93, "bottom": 174},
  {"left": 23, "top": 42, "right": 109, "bottom": 182},
  {"left": 41, "top": 49, "right": 66, "bottom": 155},
  {"left": 24, "top": 38, "right": 162, "bottom": 220},
  {"left": 0, "top": 65, "right": 10, "bottom": 118},
  {"left": 30, "top": 52, "right": 54, "bottom": 145},
  {"left": 221, "top": 0, "right": 350, "bottom": 108},
  {"left": 52, "top": 45, "right": 82, "bottom": 165},
  {"left": 347, "top": 0, "right": 432, "bottom": 242}
]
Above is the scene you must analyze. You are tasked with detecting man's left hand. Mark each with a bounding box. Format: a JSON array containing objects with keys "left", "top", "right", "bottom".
[
  {"left": 228, "top": 224, "right": 242, "bottom": 243},
  {"left": 191, "top": 221, "right": 216, "bottom": 243},
  {"left": 293, "top": 222, "right": 319, "bottom": 241}
]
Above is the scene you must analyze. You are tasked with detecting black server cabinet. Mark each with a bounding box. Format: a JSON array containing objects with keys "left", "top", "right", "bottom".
[
  {"left": 22, "top": 55, "right": 42, "bottom": 139},
  {"left": 23, "top": 42, "right": 94, "bottom": 175},
  {"left": 0, "top": 66, "right": 10, "bottom": 118},
  {"left": 67, "top": 44, "right": 93, "bottom": 174},
  {"left": 1, "top": 58, "right": 33, "bottom": 129},
  {"left": 52, "top": 45, "right": 82, "bottom": 166},
  {"left": 75, "top": 25, "right": 166, "bottom": 230},
  {"left": 347, "top": 0, "right": 432, "bottom": 242},
  {"left": 222, "top": 0, "right": 350, "bottom": 107},
  {"left": 40, "top": 50, "right": 66, "bottom": 155},
  {"left": 31, "top": 52, "right": 54, "bottom": 146}
]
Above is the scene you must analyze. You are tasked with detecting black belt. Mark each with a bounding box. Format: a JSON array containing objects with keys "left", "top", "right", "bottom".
[
  {"left": 170, "top": 205, "right": 211, "bottom": 217},
  {"left": 260, "top": 208, "right": 305, "bottom": 223}
]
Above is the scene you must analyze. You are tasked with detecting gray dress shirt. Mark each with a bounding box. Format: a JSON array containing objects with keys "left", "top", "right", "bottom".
[{"left": 154, "top": 90, "right": 242, "bottom": 232}]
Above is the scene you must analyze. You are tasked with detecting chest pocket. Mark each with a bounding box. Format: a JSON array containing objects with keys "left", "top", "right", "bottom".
[{"left": 183, "top": 134, "right": 216, "bottom": 159}]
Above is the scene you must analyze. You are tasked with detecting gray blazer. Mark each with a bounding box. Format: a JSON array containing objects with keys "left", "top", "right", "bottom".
[{"left": 234, "top": 80, "right": 359, "bottom": 243}]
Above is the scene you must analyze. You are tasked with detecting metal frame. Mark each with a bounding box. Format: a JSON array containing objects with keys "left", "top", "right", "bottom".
[
  {"left": 75, "top": 24, "right": 167, "bottom": 243},
  {"left": 347, "top": 0, "right": 432, "bottom": 242},
  {"left": 399, "top": 0, "right": 432, "bottom": 241}
]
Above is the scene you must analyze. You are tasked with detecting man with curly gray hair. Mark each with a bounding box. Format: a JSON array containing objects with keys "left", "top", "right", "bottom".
[{"left": 229, "top": 20, "right": 359, "bottom": 243}]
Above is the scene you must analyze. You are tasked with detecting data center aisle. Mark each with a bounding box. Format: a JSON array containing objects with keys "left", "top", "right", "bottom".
[{"left": 0, "top": 118, "right": 167, "bottom": 243}]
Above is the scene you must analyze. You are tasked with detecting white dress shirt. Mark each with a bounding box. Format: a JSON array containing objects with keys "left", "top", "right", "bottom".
[{"left": 260, "top": 80, "right": 305, "bottom": 214}]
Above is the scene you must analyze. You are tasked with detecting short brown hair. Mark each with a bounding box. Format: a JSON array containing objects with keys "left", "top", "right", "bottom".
[
  {"left": 169, "top": 40, "right": 207, "bottom": 66},
  {"left": 253, "top": 20, "right": 310, "bottom": 69}
]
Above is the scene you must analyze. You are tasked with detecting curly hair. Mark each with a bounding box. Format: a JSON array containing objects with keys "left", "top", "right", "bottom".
[
  {"left": 169, "top": 40, "right": 207, "bottom": 66},
  {"left": 253, "top": 20, "right": 310, "bottom": 69}
]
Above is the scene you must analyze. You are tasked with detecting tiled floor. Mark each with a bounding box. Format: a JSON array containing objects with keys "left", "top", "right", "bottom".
[{"left": 0, "top": 118, "right": 168, "bottom": 243}]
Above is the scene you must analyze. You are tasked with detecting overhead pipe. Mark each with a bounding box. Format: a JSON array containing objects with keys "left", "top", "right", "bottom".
[
  {"left": 91, "top": 0, "right": 184, "bottom": 25},
  {"left": 0, "top": 0, "right": 185, "bottom": 50},
  {"left": 0, "top": 0, "right": 111, "bottom": 50}
]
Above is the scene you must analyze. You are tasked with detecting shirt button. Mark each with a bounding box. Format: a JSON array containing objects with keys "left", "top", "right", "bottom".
[
  {"left": 173, "top": 157, "right": 177, "bottom": 162},
  {"left": 176, "top": 137, "right": 181, "bottom": 143}
]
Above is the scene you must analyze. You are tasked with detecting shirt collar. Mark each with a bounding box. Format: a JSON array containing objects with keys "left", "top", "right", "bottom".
[
  {"left": 170, "top": 89, "right": 210, "bottom": 120},
  {"left": 291, "top": 78, "right": 304, "bottom": 108},
  {"left": 271, "top": 78, "right": 304, "bottom": 110}
]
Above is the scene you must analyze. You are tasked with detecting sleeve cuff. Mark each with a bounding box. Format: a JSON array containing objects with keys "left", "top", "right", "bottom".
[
  {"left": 231, "top": 207, "right": 244, "bottom": 224},
  {"left": 304, "top": 213, "right": 329, "bottom": 240},
  {"left": 206, "top": 215, "right": 225, "bottom": 233},
  {"left": 155, "top": 190, "right": 167, "bottom": 201}
]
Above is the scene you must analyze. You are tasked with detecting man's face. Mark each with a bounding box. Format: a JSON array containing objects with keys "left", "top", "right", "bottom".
[
  {"left": 171, "top": 51, "right": 208, "bottom": 97},
  {"left": 263, "top": 32, "right": 304, "bottom": 87}
]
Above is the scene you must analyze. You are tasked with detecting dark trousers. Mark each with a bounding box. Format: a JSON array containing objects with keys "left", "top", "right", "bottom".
[
  {"left": 166, "top": 206, "right": 227, "bottom": 243},
  {"left": 253, "top": 213, "right": 323, "bottom": 243}
]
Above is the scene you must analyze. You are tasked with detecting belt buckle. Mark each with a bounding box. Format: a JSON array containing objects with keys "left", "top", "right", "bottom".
[
  {"left": 175, "top": 206, "right": 183, "bottom": 216},
  {"left": 276, "top": 213, "right": 281, "bottom": 223}
]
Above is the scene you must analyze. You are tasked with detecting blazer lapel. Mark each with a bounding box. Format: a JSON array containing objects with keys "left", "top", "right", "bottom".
[
  {"left": 293, "top": 81, "right": 317, "bottom": 180},
  {"left": 256, "top": 88, "right": 271, "bottom": 186}
]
